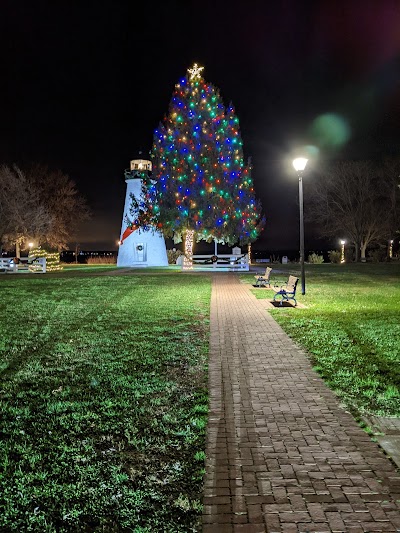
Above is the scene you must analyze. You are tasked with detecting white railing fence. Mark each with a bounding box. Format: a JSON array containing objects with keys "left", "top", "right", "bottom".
[
  {"left": 180, "top": 254, "right": 249, "bottom": 271},
  {"left": 0, "top": 257, "right": 47, "bottom": 273}
]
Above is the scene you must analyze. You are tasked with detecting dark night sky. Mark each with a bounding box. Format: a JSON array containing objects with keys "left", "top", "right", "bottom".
[{"left": 2, "top": 0, "right": 400, "bottom": 253}]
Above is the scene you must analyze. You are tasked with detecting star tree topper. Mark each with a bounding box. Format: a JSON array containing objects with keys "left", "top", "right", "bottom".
[{"left": 188, "top": 63, "right": 204, "bottom": 80}]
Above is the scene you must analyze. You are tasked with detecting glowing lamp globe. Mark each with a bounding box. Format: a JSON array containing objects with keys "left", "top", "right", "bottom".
[{"left": 293, "top": 158, "right": 308, "bottom": 172}]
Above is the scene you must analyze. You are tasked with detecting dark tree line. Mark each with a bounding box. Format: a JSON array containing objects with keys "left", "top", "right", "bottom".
[
  {"left": 306, "top": 157, "right": 400, "bottom": 262},
  {"left": 0, "top": 163, "right": 90, "bottom": 256}
]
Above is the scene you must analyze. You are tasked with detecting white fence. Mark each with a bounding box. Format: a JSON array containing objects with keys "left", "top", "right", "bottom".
[
  {"left": 0, "top": 257, "right": 47, "bottom": 273},
  {"left": 181, "top": 254, "right": 249, "bottom": 271}
]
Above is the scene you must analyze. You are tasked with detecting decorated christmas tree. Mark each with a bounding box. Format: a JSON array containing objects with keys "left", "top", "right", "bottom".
[{"left": 151, "top": 64, "right": 265, "bottom": 261}]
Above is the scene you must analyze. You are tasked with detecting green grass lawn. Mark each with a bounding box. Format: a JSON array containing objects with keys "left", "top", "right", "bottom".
[
  {"left": 2, "top": 262, "right": 399, "bottom": 530},
  {"left": 244, "top": 262, "right": 400, "bottom": 418},
  {"left": 0, "top": 269, "right": 211, "bottom": 532}
]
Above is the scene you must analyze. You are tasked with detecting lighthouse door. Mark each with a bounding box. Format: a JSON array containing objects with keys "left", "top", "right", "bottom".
[{"left": 135, "top": 243, "right": 146, "bottom": 262}]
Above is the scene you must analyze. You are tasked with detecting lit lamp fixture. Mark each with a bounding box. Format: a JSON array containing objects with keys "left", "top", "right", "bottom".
[
  {"left": 28, "top": 242, "right": 34, "bottom": 249},
  {"left": 340, "top": 240, "right": 346, "bottom": 263},
  {"left": 389, "top": 239, "right": 394, "bottom": 259},
  {"left": 292, "top": 157, "right": 308, "bottom": 295}
]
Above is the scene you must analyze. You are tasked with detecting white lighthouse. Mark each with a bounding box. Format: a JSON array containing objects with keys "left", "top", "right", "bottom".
[{"left": 117, "top": 155, "right": 168, "bottom": 268}]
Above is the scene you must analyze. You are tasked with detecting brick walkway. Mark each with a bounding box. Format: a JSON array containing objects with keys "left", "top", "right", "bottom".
[{"left": 203, "top": 273, "right": 400, "bottom": 532}]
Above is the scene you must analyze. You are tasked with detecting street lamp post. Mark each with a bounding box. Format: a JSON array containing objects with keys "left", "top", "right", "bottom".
[{"left": 293, "top": 157, "right": 308, "bottom": 296}]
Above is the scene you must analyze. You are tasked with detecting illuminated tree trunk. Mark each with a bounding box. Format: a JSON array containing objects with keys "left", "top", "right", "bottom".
[
  {"left": 183, "top": 230, "right": 194, "bottom": 268},
  {"left": 247, "top": 243, "right": 252, "bottom": 264}
]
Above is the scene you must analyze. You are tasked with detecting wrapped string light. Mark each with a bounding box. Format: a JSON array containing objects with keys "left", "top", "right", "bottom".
[
  {"left": 183, "top": 230, "right": 194, "bottom": 269},
  {"left": 28, "top": 247, "right": 63, "bottom": 272}
]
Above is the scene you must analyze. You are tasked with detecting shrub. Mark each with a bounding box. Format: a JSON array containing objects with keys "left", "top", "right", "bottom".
[
  {"left": 307, "top": 252, "right": 324, "bottom": 264},
  {"left": 167, "top": 249, "right": 183, "bottom": 264},
  {"left": 368, "top": 248, "right": 387, "bottom": 263},
  {"left": 328, "top": 250, "right": 341, "bottom": 264},
  {"left": 87, "top": 256, "right": 116, "bottom": 264}
]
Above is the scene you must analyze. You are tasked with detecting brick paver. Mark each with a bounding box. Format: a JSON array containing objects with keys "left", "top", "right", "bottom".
[{"left": 203, "top": 274, "right": 400, "bottom": 532}]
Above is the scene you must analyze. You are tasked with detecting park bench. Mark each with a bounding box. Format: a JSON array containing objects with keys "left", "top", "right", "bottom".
[
  {"left": 273, "top": 275, "right": 299, "bottom": 306},
  {"left": 254, "top": 266, "right": 272, "bottom": 287}
]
